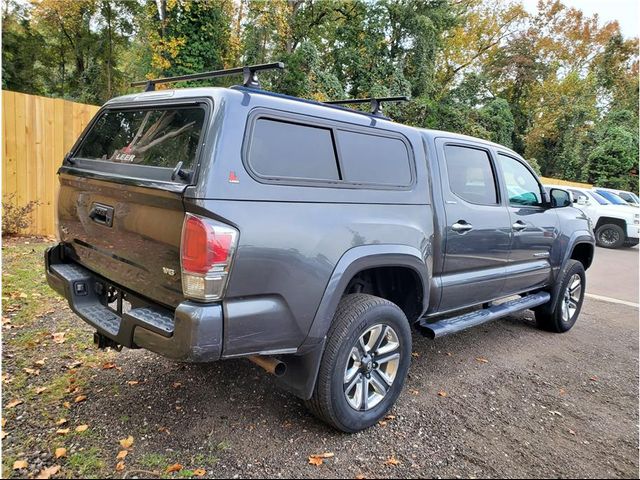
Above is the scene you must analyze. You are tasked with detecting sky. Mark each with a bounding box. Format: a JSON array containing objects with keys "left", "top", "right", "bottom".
[{"left": 521, "top": 0, "right": 639, "bottom": 38}]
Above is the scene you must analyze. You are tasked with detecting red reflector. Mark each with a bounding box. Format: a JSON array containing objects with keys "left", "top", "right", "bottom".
[{"left": 181, "top": 214, "right": 235, "bottom": 274}]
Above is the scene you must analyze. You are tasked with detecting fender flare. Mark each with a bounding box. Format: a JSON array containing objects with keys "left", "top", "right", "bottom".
[{"left": 276, "top": 244, "right": 430, "bottom": 400}]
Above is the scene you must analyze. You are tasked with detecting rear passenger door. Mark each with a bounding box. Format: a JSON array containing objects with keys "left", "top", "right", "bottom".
[
  {"left": 435, "top": 139, "right": 512, "bottom": 312},
  {"left": 496, "top": 153, "right": 557, "bottom": 294}
]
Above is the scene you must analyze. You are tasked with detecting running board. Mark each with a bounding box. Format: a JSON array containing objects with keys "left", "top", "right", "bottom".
[{"left": 418, "top": 292, "right": 551, "bottom": 339}]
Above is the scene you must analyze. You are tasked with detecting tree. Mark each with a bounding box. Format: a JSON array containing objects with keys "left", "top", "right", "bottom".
[{"left": 588, "top": 110, "right": 639, "bottom": 191}]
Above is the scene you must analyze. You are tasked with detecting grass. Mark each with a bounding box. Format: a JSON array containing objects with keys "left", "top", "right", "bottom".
[
  {"left": 2, "top": 242, "right": 60, "bottom": 327},
  {"left": 67, "top": 448, "right": 105, "bottom": 478},
  {"left": 139, "top": 452, "right": 169, "bottom": 469}
]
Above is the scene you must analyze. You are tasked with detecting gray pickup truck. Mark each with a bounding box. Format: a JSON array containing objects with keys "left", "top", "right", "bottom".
[{"left": 45, "top": 64, "right": 595, "bottom": 432}]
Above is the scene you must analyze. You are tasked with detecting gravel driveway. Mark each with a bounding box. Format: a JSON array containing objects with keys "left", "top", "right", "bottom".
[{"left": 2, "top": 240, "right": 638, "bottom": 478}]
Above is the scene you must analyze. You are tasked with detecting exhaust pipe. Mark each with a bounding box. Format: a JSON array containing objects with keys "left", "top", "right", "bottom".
[{"left": 248, "top": 355, "right": 286, "bottom": 377}]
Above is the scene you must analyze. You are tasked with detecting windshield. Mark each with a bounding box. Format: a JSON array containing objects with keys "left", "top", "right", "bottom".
[
  {"left": 595, "top": 189, "right": 628, "bottom": 205},
  {"left": 74, "top": 106, "right": 206, "bottom": 171},
  {"left": 616, "top": 191, "right": 639, "bottom": 204}
]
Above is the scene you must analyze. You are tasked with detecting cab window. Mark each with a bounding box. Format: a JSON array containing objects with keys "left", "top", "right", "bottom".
[{"left": 498, "top": 154, "right": 543, "bottom": 207}]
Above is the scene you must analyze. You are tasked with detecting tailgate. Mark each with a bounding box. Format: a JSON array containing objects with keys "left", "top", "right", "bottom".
[
  {"left": 56, "top": 101, "right": 210, "bottom": 308},
  {"left": 58, "top": 174, "right": 185, "bottom": 308}
]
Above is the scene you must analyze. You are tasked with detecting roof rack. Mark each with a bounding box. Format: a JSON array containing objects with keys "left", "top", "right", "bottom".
[
  {"left": 131, "top": 62, "right": 285, "bottom": 92},
  {"left": 324, "top": 96, "right": 409, "bottom": 116}
]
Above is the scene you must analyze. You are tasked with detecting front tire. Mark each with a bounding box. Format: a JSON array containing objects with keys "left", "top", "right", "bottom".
[
  {"left": 305, "top": 294, "right": 412, "bottom": 432},
  {"left": 535, "top": 260, "right": 585, "bottom": 333},
  {"left": 595, "top": 224, "right": 625, "bottom": 249}
]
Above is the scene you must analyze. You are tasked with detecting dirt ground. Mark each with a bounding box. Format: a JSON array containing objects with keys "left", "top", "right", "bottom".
[{"left": 2, "top": 239, "right": 639, "bottom": 478}]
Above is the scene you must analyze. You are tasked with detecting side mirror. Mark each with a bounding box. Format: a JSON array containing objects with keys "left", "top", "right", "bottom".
[
  {"left": 576, "top": 195, "right": 588, "bottom": 206},
  {"left": 550, "top": 188, "right": 572, "bottom": 208}
]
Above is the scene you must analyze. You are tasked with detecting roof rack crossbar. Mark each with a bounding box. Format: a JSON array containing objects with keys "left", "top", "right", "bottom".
[
  {"left": 131, "top": 62, "right": 285, "bottom": 92},
  {"left": 324, "top": 96, "right": 409, "bottom": 116}
]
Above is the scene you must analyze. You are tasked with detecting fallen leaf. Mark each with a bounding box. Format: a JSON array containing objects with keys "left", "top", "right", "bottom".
[
  {"left": 193, "top": 468, "right": 206, "bottom": 477},
  {"left": 52, "top": 332, "right": 66, "bottom": 344},
  {"left": 115, "top": 461, "right": 125, "bottom": 472},
  {"left": 13, "top": 460, "right": 28, "bottom": 470},
  {"left": 102, "top": 362, "right": 117, "bottom": 370},
  {"left": 55, "top": 448, "right": 67, "bottom": 459},
  {"left": 385, "top": 414, "right": 396, "bottom": 420},
  {"left": 385, "top": 456, "right": 400, "bottom": 466},
  {"left": 63, "top": 401, "right": 71, "bottom": 409},
  {"left": 119, "top": 435, "right": 134, "bottom": 449},
  {"left": 34, "top": 359, "right": 46, "bottom": 366},
  {"left": 355, "top": 474, "right": 366, "bottom": 480},
  {"left": 589, "top": 376, "right": 598, "bottom": 382},
  {"left": 166, "top": 463, "right": 183, "bottom": 473},
  {"left": 56, "top": 428, "right": 70, "bottom": 435},
  {"left": 116, "top": 450, "right": 128, "bottom": 460},
  {"left": 568, "top": 429, "right": 576, "bottom": 436},
  {"left": 67, "top": 361, "right": 83, "bottom": 369},
  {"left": 75, "top": 424, "right": 89, "bottom": 432},
  {"left": 446, "top": 352, "right": 453, "bottom": 356},
  {"left": 172, "top": 382, "right": 182, "bottom": 389},
  {"left": 378, "top": 420, "right": 387, "bottom": 427},
  {"left": 1, "top": 431, "right": 7, "bottom": 439},
  {"left": 24, "top": 367, "right": 41, "bottom": 376},
  {"left": 35, "top": 386, "right": 48, "bottom": 394},
  {"left": 1, "top": 418, "right": 6, "bottom": 427},
  {"left": 409, "top": 389, "right": 419, "bottom": 395},
  {"left": 559, "top": 388, "right": 566, "bottom": 395},
  {"left": 158, "top": 426, "right": 170, "bottom": 434},
  {"left": 437, "top": 390, "right": 448, "bottom": 397},
  {"left": 55, "top": 418, "right": 68, "bottom": 426},
  {"left": 127, "top": 380, "right": 139, "bottom": 386},
  {"left": 36, "top": 465, "right": 61, "bottom": 479},
  {"left": 475, "top": 357, "right": 489, "bottom": 363},
  {"left": 74, "top": 395, "right": 87, "bottom": 403},
  {"left": 6, "top": 399, "right": 23, "bottom": 409},
  {"left": 411, "top": 352, "right": 420, "bottom": 358},
  {"left": 308, "top": 452, "right": 334, "bottom": 466}
]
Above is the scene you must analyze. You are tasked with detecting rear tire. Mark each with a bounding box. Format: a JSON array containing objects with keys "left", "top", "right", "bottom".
[
  {"left": 535, "top": 260, "right": 585, "bottom": 333},
  {"left": 305, "top": 294, "right": 412, "bottom": 432},
  {"left": 595, "top": 224, "right": 625, "bottom": 249}
]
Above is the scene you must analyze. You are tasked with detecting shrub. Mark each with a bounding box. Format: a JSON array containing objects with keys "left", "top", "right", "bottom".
[{"left": 2, "top": 194, "right": 40, "bottom": 236}]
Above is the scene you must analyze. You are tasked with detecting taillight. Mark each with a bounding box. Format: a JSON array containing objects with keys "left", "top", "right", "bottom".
[{"left": 180, "top": 213, "right": 238, "bottom": 301}]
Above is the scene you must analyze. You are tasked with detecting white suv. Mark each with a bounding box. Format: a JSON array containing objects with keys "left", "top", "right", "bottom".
[{"left": 549, "top": 186, "right": 639, "bottom": 249}]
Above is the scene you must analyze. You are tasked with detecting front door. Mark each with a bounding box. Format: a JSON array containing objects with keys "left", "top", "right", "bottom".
[
  {"left": 495, "top": 152, "right": 557, "bottom": 294},
  {"left": 436, "top": 139, "right": 512, "bottom": 312}
]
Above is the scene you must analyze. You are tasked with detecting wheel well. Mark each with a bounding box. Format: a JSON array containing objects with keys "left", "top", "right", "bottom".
[
  {"left": 595, "top": 216, "right": 626, "bottom": 232},
  {"left": 570, "top": 243, "right": 594, "bottom": 270},
  {"left": 343, "top": 266, "right": 424, "bottom": 322}
]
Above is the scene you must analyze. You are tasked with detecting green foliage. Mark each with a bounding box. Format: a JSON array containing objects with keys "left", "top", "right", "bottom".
[
  {"left": 2, "top": 0, "right": 638, "bottom": 188},
  {"left": 588, "top": 110, "right": 639, "bottom": 191}
]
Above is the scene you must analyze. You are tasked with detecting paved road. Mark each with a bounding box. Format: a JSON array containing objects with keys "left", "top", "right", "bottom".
[{"left": 587, "top": 246, "right": 638, "bottom": 304}]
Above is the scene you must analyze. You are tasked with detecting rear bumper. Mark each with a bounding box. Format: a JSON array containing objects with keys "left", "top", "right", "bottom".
[{"left": 45, "top": 244, "right": 223, "bottom": 362}]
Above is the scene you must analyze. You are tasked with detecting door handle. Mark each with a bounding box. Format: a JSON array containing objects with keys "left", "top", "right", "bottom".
[
  {"left": 512, "top": 221, "right": 527, "bottom": 232},
  {"left": 451, "top": 221, "right": 473, "bottom": 233}
]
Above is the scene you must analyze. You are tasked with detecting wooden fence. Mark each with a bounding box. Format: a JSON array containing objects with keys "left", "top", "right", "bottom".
[{"left": 2, "top": 90, "right": 100, "bottom": 236}]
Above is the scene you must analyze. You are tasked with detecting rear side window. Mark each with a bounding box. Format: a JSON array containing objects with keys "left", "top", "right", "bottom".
[
  {"left": 248, "top": 119, "right": 339, "bottom": 180},
  {"left": 337, "top": 130, "right": 411, "bottom": 186},
  {"left": 444, "top": 145, "right": 498, "bottom": 205},
  {"left": 75, "top": 106, "right": 205, "bottom": 170}
]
